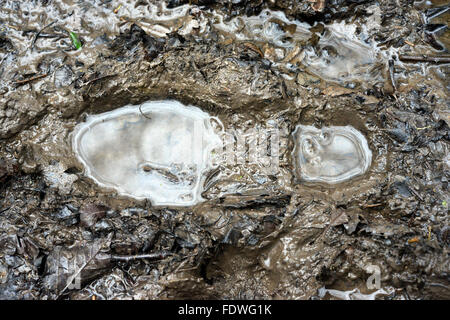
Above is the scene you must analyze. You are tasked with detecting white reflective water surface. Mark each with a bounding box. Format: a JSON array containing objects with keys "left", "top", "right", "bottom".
[
  {"left": 293, "top": 125, "right": 372, "bottom": 184},
  {"left": 72, "top": 100, "right": 222, "bottom": 206}
]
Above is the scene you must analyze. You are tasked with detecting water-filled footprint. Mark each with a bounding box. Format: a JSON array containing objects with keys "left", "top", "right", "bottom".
[
  {"left": 72, "top": 100, "right": 222, "bottom": 206},
  {"left": 292, "top": 125, "right": 372, "bottom": 184}
]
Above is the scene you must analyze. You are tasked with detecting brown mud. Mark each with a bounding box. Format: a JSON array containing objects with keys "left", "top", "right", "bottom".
[{"left": 0, "top": 0, "right": 449, "bottom": 299}]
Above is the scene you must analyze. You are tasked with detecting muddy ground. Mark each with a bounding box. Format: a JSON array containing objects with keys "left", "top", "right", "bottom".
[{"left": 0, "top": 0, "right": 449, "bottom": 299}]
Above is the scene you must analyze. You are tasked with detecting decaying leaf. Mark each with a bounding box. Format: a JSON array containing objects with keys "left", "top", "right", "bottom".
[
  {"left": 242, "top": 42, "right": 263, "bottom": 57},
  {"left": 309, "top": 0, "right": 326, "bottom": 12},
  {"left": 16, "top": 236, "right": 40, "bottom": 260},
  {"left": 357, "top": 94, "right": 380, "bottom": 105},
  {"left": 0, "top": 159, "right": 18, "bottom": 183},
  {"left": 330, "top": 209, "right": 349, "bottom": 227},
  {"left": 343, "top": 212, "right": 361, "bottom": 234},
  {"left": 79, "top": 203, "right": 108, "bottom": 228},
  {"left": 43, "top": 236, "right": 113, "bottom": 296},
  {"left": 322, "top": 86, "right": 355, "bottom": 97},
  {"left": 282, "top": 46, "right": 302, "bottom": 64}
]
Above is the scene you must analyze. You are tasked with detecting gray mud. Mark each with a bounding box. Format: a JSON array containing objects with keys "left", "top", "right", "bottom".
[{"left": 0, "top": 0, "right": 449, "bottom": 300}]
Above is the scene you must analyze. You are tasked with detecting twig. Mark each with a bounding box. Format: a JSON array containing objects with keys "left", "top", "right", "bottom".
[
  {"left": 139, "top": 104, "right": 152, "bottom": 120},
  {"left": 212, "top": 214, "right": 232, "bottom": 230},
  {"left": 362, "top": 203, "right": 383, "bottom": 208},
  {"left": 399, "top": 55, "right": 450, "bottom": 64},
  {"left": 110, "top": 251, "right": 172, "bottom": 262},
  {"left": 173, "top": 253, "right": 197, "bottom": 274},
  {"left": 82, "top": 73, "right": 117, "bottom": 87},
  {"left": 199, "top": 212, "right": 223, "bottom": 228},
  {"left": 385, "top": 110, "right": 403, "bottom": 122},
  {"left": 408, "top": 186, "right": 424, "bottom": 202},
  {"left": 388, "top": 59, "right": 397, "bottom": 92},
  {"left": 0, "top": 53, "right": 9, "bottom": 68},
  {"left": 14, "top": 73, "right": 48, "bottom": 85},
  {"left": 31, "top": 21, "right": 56, "bottom": 49},
  {"left": 0, "top": 207, "right": 10, "bottom": 214}
]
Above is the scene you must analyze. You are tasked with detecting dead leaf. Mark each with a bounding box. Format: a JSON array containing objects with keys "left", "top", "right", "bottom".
[
  {"left": 282, "top": 45, "right": 301, "bottom": 64},
  {"left": 43, "top": 235, "right": 113, "bottom": 296},
  {"left": 80, "top": 203, "right": 108, "bottom": 228},
  {"left": 358, "top": 94, "right": 380, "bottom": 105},
  {"left": 16, "top": 236, "right": 39, "bottom": 260},
  {"left": 309, "top": 0, "right": 326, "bottom": 12},
  {"left": 242, "top": 42, "right": 263, "bottom": 57},
  {"left": 311, "top": 208, "right": 348, "bottom": 244},
  {"left": 220, "top": 38, "right": 233, "bottom": 46},
  {"left": 343, "top": 212, "right": 361, "bottom": 234},
  {"left": 330, "top": 209, "right": 349, "bottom": 227},
  {"left": 322, "top": 86, "right": 355, "bottom": 97}
]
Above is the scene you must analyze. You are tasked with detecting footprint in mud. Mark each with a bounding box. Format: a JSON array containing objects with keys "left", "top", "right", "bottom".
[
  {"left": 72, "top": 100, "right": 372, "bottom": 206},
  {"left": 301, "top": 23, "right": 380, "bottom": 84},
  {"left": 293, "top": 125, "right": 372, "bottom": 184},
  {"left": 213, "top": 9, "right": 382, "bottom": 85},
  {"left": 71, "top": 100, "right": 222, "bottom": 206}
]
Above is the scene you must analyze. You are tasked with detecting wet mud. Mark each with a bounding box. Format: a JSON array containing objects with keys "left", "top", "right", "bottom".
[{"left": 0, "top": 0, "right": 449, "bottom": 299}]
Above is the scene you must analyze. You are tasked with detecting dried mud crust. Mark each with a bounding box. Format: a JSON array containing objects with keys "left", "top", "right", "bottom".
[{"left": 0, "top": 0, "right": 449, "bottom": 299}]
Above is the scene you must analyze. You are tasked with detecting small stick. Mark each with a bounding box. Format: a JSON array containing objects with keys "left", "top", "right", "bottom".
[
  {"left": 399, "top": 55, "right": 450, "bottom": 64},
  {"left": 388, "top": 59, "right": 397, "bottom": 92},
  {"left": 362, "top": 203, "right": 383, "bottom": 208},
  {"left": 82, "top": 73, "right": 116, "bottom": 86},
  {"left": 0, "top": 53, "right": 9, "bottom": 68},
  {"left": 110, "top": 251, "right": 172, "bottom": 262},
  {"left": 31, "top": 21, "right": 56, "bottom": 49},
  {"left": 139, "top": 104, "right": 152, "bottom": 120},
  {"left": 14, "top": 73, "right": 48, "bottom": 85},
  {"left": 408, "top": 186, "right": 424, "bottom": 202},
  {"left": 385, "top": 110, "right": 403, "bottom": 122},
  {"left": 0, "top": 207, "right": 10, "bottom": 214}
]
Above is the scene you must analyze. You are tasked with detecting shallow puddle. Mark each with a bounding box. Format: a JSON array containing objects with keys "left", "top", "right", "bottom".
[
  {"left": 301, "top": 22, "right": 381, "bottom": 84},
  {"left": 212, "top": 9, "right": 383, "bottom": 85},
  {"left": 317, "top": 287, "right": 394, "bottom": 300},
  {"left": 72, "top": 100, "right": 222, "bottom": 206},
  {"left": 212, "top": 9, "right": 311, "bottom": 49},
  {"left": 292, "top": 125, "right": 372, "bottom": 184}
]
